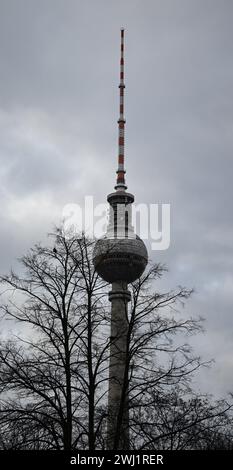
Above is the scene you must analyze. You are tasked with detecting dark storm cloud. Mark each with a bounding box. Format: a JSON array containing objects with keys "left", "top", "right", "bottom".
[{"left": 0, "top": 0, "right": 233, "bottom": 397}]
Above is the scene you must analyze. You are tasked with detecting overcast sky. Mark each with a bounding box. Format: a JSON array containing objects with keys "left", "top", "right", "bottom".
[{"left": 0, "top": 0, "right": 233, "bottom": 398}]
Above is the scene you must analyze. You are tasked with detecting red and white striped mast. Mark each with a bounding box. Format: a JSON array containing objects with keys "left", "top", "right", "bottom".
[{"left": 115, "top": 28, "right": 127, "bottom": 191}]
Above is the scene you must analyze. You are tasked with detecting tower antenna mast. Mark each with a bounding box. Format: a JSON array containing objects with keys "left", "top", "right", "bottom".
[{"left": 115, "top": 28, "right": 127, "bottom": 190}]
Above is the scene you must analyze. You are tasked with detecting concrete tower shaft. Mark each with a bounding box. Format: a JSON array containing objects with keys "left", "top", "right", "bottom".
[{"left": 107, "top": 281, "right": 130, "bottom": 449}]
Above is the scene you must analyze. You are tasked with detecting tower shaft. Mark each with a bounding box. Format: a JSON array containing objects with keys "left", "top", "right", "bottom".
[{"left": 107, "top": 282, "right": 130, "bottom": 449}]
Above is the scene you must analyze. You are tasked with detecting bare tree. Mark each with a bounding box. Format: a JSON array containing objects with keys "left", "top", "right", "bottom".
[
  {"left": 0, "top": 229, "right": 231, "bottom": 450},
  {"left": 0, "top": 231, "right": 109, "bottom": 450},
  {"left": 129, "top": 388, "right": 233, "bottom": 450}
]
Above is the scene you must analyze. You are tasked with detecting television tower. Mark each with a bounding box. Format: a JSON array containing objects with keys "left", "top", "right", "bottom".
[{"left": 93, "top": 29, "right": 148, "bottom": 450}]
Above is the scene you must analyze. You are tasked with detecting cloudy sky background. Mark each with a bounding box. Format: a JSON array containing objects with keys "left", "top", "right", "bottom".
[{"left": 0, "top": 0, "right": 233, "bottom": 398}]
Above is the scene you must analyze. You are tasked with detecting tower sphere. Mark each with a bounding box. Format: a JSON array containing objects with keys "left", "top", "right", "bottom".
[{"left": 93, "top": 235, "right": 148, "bottom": 283}]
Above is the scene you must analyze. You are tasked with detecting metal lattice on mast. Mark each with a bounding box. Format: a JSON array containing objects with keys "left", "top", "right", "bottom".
[{"left": 115, "top": 29, "right": 127, "bottom": 190}]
